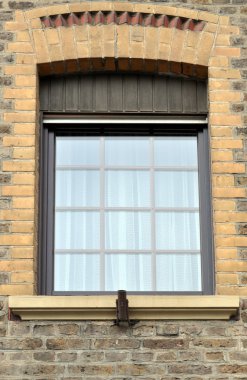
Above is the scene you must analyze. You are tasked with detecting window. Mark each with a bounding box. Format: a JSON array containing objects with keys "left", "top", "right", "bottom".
[{"left": 39, "top": 117, "right": 213, "bottom": 295}]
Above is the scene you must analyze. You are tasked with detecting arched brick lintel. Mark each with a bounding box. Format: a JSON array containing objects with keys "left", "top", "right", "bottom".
[{"left": 23, "top": 2, "right": 229, "bottom": 79}]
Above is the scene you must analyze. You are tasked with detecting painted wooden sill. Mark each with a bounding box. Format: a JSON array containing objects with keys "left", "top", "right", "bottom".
[{"left": 9, "top": 296, "right": 239, "bottom": 321}]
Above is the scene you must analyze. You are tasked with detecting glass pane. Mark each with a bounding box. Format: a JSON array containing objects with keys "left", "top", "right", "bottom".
[
  {"left": 156, "top": 253, "right": 201, "bottom": 291},
  {"left": 56, "top": 137, "right": 100, "bottom": 166},
  {"left": 156, "top": 212, "right": 200, "bottom": 250},
  {"left": 105, "top": 212, "right": 151, "bottom": 250},
  {"left": 105, "top": 253, "right": 151, "bottom": 291},
  {"left": 155, "top": 171, "right": 199, "bottom": 207},
  {"left": 106, "top": 170, "right": 150, "bottom": 207},
  {"left": 54, "top": 253, "right": 100, "bottom": 291},
  {"left": 154, "top": 136, "right": 198, "bottom": 166},
  {"left": 105, "top": 137, "right": 149, "bottom": 166},
  {"left": 56, "top": 170, "right": 100, "bottom": 207},
  {"left": 55, "top": 211, "right": 100, "bottom": 249}
]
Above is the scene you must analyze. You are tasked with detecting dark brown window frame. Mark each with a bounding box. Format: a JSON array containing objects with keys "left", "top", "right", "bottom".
[{"left": 38, "top": 114, "right": 214, "bottom": 295}]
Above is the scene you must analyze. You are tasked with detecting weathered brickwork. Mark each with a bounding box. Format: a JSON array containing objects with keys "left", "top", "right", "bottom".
[
  {"left": 0, "top": 0, "right": 247, "bottom": 378},
  {"left": 0, "top": 296, "right": 247, "bottom": 379}
]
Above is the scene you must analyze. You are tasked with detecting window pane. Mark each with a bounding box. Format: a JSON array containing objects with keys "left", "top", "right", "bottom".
[
  {"left": 106, "top": 170, "right": 150, "bottom": 207},
  {"left": 54, "top": 253, "right": 100, "bottom": 291},
  {"left": 56, "top": 137, "right": 100, "bottom": 166},
  {"left": 105, "top": 211, "right": 151, "bottom": 250},
  {"left": 105, "top": 253, "right": 151, "bottom": 291},
  {"left": 55, "top": 211, "right": 100, "bottom": 249},
  {"left": 156, "top": 253, "right": 201, "bottom": 291},
  {"left": 56, "top": 170, "right": 100, "bottom": 207},
  {"left": 156, "top": 212, "right": 200, "bottom": 250},
  {"left": 105, "top": 137, "right": 149, "bottom": 166},
  {"left": 155, "top": 171, "right": 199, "bottom": 207},
  {"left": 154, "top": 137, "right": 198, "bottom": 166}
]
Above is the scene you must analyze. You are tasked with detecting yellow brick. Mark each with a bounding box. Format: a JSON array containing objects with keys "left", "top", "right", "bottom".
[
  {"left": 130, "top": 42, "right": 144, "bottom": 60},
  {"left": 214, "top": 47, "right": 240, "bottom": 57},
  {"left": 211, "top": 127, "right": 233, "bottom": 137},
  {"left": 11, "top": 247, "right": 34, "bottom": 259},
  {"left": 117, "top": 25, "right": 129, "bottom": 58},
  {"left": 217, "top": 273, "right": 238, "bottom": 285},
  {"left": 213, "top": 200, "right": 235, "bottom": 211},
  {"left": 25, "top": 7, "right": 47, "bottom": 19},
  {"left": 144, "top": 27, "right": 158, "bottom": 60},
  {"left": 16, "top": 54, "right": 36, "bottom": 65},
  {"left": 15, "top": 75, "right": 36, "bottom": 87},
  {"left": 2, "top": 186, "right": 34, "bottom": 196},
  {"left": 60, "top": 27, "right": 77, "bottom": 60},
  {"left": 211, "top": 139, "right": 243, "bottom": 149},
  {"left": 15, "top": 99, "right": 36, "bottom": 111},
  {"left": 209, "top": 56, "right": 229, "bottom": 68},
  {"left": 209, "top": 68, "right": 241, "bottom": 79},
  {"left": 11, "top": 271, "right": 34, "bottom": 283},
  {"left": 5, "top": 21, "right": 28, "bottom": 31},
  {"left": 177, "top": 8, "right": 198, "bottom": 19},
  {"left": 74, "top": 25, "right": 89, "bottom": 42},
  {"left": 215, "top": 223, "right": 236, "bottom": 235},
  {"left": 4, "top": 88, "right": 36, "bottom": 99},
  {"left": 217, "top": 260, "right": 247, "bottom": 272},
  {"left": 214, "top": 175, "right": 235, "bottom": 187},
  {"left": 12, "top": 173, "right": 35, "bottom": 185},
  {"left": 13, "top": 147, "right": 35, "bottom": 159},
  {"left": 70, "top": 3, "right": 91, "bottom": 12},
  {"left": 45, "top": 28, "right": 60, "bottom": 45},
  {"left": 208, "top": 80, "right": 230, "bottom": 90},
  {"left": 210, "top": 104, "right": 230, "bottom": 113},
  {"left": 213, "top": 187, "right": 246, "bottom": 198},
  {"left": 210, "top": 114, "right": 241, "bottom": 126},
  {"left": 11, "top": 221, "right": 34, "bottom": 233},
  {"left": 209, "top": 91, "right": 241, "bottom": 102},
  {"left": 170, "top": 29, "right": 186, "bottom": 63},
  {"left": 2, "top": 161, "right": 35, "bottom": 172},
  {"left": 33, "top": 29, "right": 50, "bottom": 64},
  {"left": 13, "top": 123, "right": 35, "bottom": 135},
  {"left": 219, "top": 15, "right": 229, "bottom": 26},
  {"left": 4, "top": 112, "right": 36, "bottom": 123},
  {"left": 186, "top": 31, "right": 200, "bottom": 49},
  {"left": 197, "top": 32, "right": 214, "bottom": 66},
  {"left": 113, "top": 1, "right": 134, "bottom": 12},
  {"left": 154, "top": 5, "right": 177, "bottom": 16},
  {"left": 204, "top": 23, "right": 217, "bottom": 33},
  {"left": 76, "top": 43, "right": 89, "bottom": 59},
  {"left": 0, "top": 284, "right": 34, "bottom": 296},
  {"left": 12, "top": 197, "right": 35, "bottom": 210},
  {"left": 8, "top": 42, "right": 33, "bottom": 53},
  {"left": 215, "top": 248, "right": 237, "bottom": 259},
  {"left": 49, "top": 44, "right": 64, "bottom": 62},
  {"left": 46, "top": 4, "right": 70, "bottom": 16},
  {"left": 158, "top": 44, "right": 170, "bottom": 61},
  {"left": 5, "top": 65, "right": 36, "bottom": 75},
  {"left": 217, "top": 286, "right": 247, "bottom": 296},
  {"left": 218, "top": 26, "right": 240, "bottom": 35},
  {"left": 0, "top": 235, "right": 33, "bottom": 246},
  {"left": 198, "top": 11, "right": 218, "bottom": 23},
  {"left": 0, "top": 209, "right": 34, "bottom": 221},
  {"left": 16, "top": 31, "right": 31, "bottom": 42},
  {"left": 215, "top": 34, "right": 230, "bottom": 47},
  {"left": 212, "top": 162, "right": 245, "bottom": 174},
  {"left": 3, "top": 136, "right": 35, "bottom": 147},
  {"left": 211, "top": 150, "right": 233, "bottom": 161},
  {"left": 215, "top": 212, "right": 247, "bottom": 223},
  {"left": 30, "top": 18, "right": 42, "bottom": 29}
]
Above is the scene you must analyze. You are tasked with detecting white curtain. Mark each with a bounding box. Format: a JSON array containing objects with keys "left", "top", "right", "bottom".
[{"left": 54, "top": 136, "right": 201, "bottom": 292}]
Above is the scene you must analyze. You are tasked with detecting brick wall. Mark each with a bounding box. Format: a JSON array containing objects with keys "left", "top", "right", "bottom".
[{"left": 0, "top": 0, "right": 247, "bottom": 378}]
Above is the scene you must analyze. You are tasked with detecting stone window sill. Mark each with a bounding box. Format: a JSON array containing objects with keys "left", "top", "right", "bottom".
[{"left": 9, "top": 295, "right": 239, "bottom": 321}]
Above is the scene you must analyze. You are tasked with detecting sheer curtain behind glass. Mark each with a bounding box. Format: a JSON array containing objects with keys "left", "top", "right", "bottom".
[{"left": 54, "top": 135, "right": 201, "bottom": 292}]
